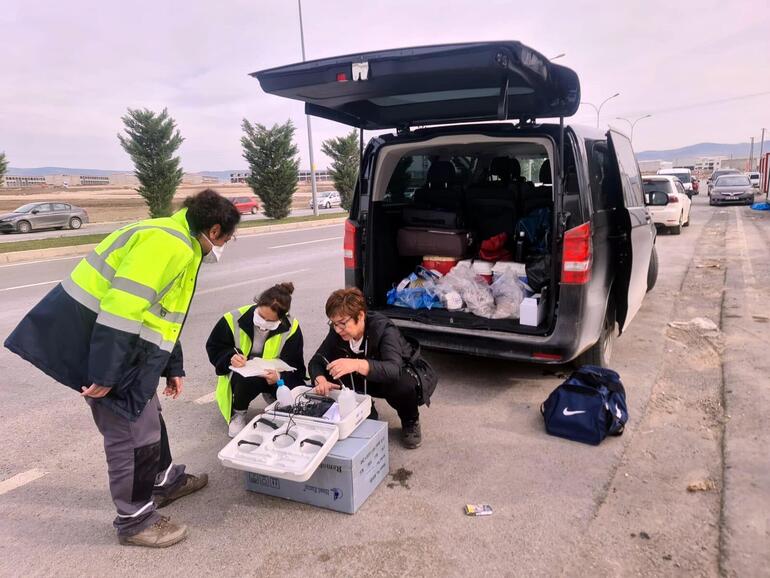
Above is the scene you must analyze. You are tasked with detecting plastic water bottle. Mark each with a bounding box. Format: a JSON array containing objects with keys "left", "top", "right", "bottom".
[
  {"left": 276, "top": 378, "right": 293, "bottom": 407},
  {"left": 338, "top": 386, "right": 357, "bottom": 418}
]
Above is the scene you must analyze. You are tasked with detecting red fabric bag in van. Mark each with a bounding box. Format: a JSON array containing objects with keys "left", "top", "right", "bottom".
[{"left": 479, "top": 233, "right": 512, "bottom": 261}]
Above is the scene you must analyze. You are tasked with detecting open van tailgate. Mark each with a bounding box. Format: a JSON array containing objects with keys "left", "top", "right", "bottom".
[{"left": 253, "top": 41, "right": 580, "bottom": 129}]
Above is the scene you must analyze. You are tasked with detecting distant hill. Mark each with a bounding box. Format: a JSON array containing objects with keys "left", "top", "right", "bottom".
[
  {"left": 6, "top": 167, "right": 247, "bottom": 182},
  {"left": 7, "top": 166, "right": 129, "bottom": 177},
  {"left": 636, "top": 141, "right": 770, "bottom": 162}
]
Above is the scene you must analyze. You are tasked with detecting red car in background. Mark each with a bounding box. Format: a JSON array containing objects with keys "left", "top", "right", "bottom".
[{"left": 229, "top": 196, "right": 260, "bottom": 214}]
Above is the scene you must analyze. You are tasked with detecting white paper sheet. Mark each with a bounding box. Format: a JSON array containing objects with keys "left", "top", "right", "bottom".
[{"left": 229, "top": 358, "right": 296, "bottom": 378}]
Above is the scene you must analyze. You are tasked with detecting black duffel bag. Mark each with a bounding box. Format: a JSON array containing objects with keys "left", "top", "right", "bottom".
[{"left": 403, "top": 335, "right": 438, "bottom": 407}]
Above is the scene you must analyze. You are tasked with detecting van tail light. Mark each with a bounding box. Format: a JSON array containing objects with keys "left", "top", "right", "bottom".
[
  {"left": 343, "top": 220, "right": 358, "bottom": 269},
  {"left": 668, "top": 194, "right": 679, "bottom": 203},
  {"left": 562, "top": 222, "right": 592, "bottom": 284}
]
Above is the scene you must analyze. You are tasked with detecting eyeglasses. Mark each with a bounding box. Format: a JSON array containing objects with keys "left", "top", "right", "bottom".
[{"left": 327, "top": 317, "right": 352, "bottom": 330}]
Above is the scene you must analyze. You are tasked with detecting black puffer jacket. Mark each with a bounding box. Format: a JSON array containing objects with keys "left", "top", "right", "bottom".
[{"left": 308, "top": 311, "right": 414, "bottom": 387}]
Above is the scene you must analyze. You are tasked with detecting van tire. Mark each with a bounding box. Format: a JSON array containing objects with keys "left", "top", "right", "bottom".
[
  {"left": 647, "top": 246, "right": 658, "bottom": 292},
  {"left": 576, "top": 301, "right": 616, "bottom": 368}
]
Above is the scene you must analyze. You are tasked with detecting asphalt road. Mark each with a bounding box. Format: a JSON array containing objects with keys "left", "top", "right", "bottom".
[
  {"left": 0, "top": 200, "right": 767, "bottom": 576},
  {"left": 0, "top": 206, "right": 345, "bottom": 243}
]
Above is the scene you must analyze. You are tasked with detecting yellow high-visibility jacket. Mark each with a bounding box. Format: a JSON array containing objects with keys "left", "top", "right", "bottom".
[{"left": 5, "top": 208, "right": 202, "bottom": 421}]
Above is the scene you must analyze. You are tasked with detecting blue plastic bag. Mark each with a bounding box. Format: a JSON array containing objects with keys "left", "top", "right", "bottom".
[{"left": 751, "top": 202, "right": 770, "bottom": 211}]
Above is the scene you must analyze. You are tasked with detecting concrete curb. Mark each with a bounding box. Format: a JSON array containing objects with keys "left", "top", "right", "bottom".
[{"left": 0, "top": 217, "right": 347, "bottom": 265}]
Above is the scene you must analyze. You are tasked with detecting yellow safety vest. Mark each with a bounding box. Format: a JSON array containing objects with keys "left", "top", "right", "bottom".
[
  {"left": 61, "top": 208, "right": 200, "bottom": 354},
  {"left": 215, "top": 304, "right": 300, "bottom": 422}
]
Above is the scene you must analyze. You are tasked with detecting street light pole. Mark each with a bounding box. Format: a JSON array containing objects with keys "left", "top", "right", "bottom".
[
  {"left": 581, "top": 92, "right": 620, "bottom": 128},
  {"left": 297, "top": 0, "right": 319, "bottom": 216},
  {"left": 616, "top": 114, "right": 652, "bottom": 143}
]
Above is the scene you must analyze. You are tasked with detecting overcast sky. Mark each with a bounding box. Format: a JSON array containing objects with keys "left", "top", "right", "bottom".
[{"left": 2, "top": 0, "right": 768, "bottom": 171}]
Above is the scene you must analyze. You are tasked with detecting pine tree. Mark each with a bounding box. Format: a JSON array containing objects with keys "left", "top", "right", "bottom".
[
  {"left": 0, "top": 152, "right": 8, "bottom": 188},
  {"left": 241, "top": 120, "right": 299, "bottom": 220},
  {"left": 321, "top": 131, "right": 359, "bottom": 210},
  {"left": 118, "top": 108, "right": 184, "bottom": 218}
]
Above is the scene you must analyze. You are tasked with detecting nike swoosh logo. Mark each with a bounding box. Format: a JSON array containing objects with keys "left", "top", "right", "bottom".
[{"left": 562, "top": 408, "right": 586, "bottom": 416}]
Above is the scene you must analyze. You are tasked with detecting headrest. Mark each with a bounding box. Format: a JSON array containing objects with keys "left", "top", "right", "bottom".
[
  {"left": 427, "top": 161, "right": 455, "bottom": 188},
  {"left": 489, "top": 157, "right": 514, "bottom": 183},
  {"left": 539, "top": 159, "right": 552, "bottom": 184}
]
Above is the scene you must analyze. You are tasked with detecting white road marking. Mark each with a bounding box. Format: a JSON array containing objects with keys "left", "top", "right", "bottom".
[
  {"left": 269, "top": 236, "right": 342, "bottom": 249},
  {"left": 0, "top": 469, "right": 48, "bottom": 496},
  {"left": 0, "top": 280, "right": 59, "bottom": 292},
  {"left": 0, "top": 255, "right": 81, "bottom": 269},
  {"left": 193, "top": 391, "right": 217, "bottom": 405},
  {"left": 196, "top": 269, "right": 310, "bottom": 296}
]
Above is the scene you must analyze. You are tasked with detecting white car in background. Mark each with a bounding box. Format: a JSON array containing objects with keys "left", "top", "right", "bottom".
[
  {"left": 643, "top": 175, "right": 692, "bottom": 235},
  {"left": 309, "top": 190, "right": 342, "bottom": 209},
  {"left": 746, "top": 171, "right": 760, "bottom": 188},
  {"left": 657, "top": 167, "right": 694, "bottom": 195}
]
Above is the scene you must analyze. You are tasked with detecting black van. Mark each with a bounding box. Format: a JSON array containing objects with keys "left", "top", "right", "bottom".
[{"left": 254, "top": 41, "right": 658, "bottom": 366}]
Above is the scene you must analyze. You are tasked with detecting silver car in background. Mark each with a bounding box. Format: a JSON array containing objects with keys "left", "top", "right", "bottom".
[
  {"left": 0, "top": 202, "right": 90, "bottom": 234},
  {"left": 308, "top": 190, "right": 342, "bottom": 209},
  {"left": 709, "top": 175, "right": 755, "bottom": 206}
]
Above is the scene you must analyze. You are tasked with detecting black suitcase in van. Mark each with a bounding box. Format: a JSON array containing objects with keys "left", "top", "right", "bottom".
[
  {"left": 397, "top": 227, "right": 472, "bottom": 258},
  {"left": 402, "top": 207, "right": 463, "bottom": 229}
]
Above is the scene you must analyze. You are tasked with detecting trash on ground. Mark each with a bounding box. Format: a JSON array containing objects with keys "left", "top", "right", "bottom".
[
  {"left": 687, "top": 479, "right": 716, "bottom": 492},
  {"left": 750, "top": 202, "right": 770, "bottom": 211},
  {"left": 464, "top": 503, "right": 494, "bottom": 516}
]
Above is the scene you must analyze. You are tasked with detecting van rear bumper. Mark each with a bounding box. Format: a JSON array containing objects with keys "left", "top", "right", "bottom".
[{"left": 391, "top": 312, "right": 590, "bottom": 364}]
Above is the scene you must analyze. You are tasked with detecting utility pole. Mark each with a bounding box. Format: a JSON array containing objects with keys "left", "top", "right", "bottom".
[
  {"left": 297, "top": 0, "right": 319, "bottom": 216},
  {"left": 759, "top": 128, "right": 766, "bottom": 170},
  {"left": 749, "top": 136, "right": 755, "bottom": 171}
]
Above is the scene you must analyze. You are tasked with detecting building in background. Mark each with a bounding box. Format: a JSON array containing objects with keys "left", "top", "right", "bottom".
[{"left": 230, "top": 170, "right": 332, "bottom": 184}]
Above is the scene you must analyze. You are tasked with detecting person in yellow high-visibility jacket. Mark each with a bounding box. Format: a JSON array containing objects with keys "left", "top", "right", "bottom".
[
  {"left": 4, "top": 189, "right": 240, "bottom": 548},
  {"left": 206, "top": 282, "right": 306, "bottom": 438}
]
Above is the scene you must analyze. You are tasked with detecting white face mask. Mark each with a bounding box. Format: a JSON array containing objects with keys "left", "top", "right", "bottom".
[
  {"left": 201, "top": 234, "right": 225, "bottom": 264},
  {"left": 254, "top": 310, "right": 281, "bottom": 332}
]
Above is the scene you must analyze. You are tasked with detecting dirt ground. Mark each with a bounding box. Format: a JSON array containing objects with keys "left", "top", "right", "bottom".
[{"left": 0, "top": 182, "right": 336, "bottom": 223}]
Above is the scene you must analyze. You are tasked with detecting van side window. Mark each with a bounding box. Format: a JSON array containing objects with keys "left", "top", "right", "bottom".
[
  {"left": 610, "top": 133, "right": 644, "bottom": 208},
  {"left": 586, "top": 139, "right": 610, "bottom": 212},
  {"left": 384, "top": 155, "right": 431, "bottom": 203}
]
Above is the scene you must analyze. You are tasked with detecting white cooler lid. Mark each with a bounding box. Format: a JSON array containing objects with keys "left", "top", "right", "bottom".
[{"left": 218, "top": 412, "right": 340, "bottom": 482}]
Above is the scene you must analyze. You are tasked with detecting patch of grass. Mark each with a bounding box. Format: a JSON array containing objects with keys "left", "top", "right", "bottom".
[
  {"left": 0, "top": 234, "right": 108, "bottom": 254},
  {"left": 0, "top": 213, "right": 346, "bottom": 254}
]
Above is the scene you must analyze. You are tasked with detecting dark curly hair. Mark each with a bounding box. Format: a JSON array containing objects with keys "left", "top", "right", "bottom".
[
  {"left": 183, "top": 189, "right": 240, "bottom": 235},
  {"left": 255, "top": 282, "right": 295, "bottom": 318}
]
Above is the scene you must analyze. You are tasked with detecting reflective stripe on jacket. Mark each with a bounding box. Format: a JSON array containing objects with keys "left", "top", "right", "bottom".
[{"left": 215, "top": 305, "right": 300, "bottom": 423}]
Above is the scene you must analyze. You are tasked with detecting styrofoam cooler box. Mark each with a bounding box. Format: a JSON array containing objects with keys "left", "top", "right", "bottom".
[{"left": 244, "top": 419, "right": 388, "bottom": 514}]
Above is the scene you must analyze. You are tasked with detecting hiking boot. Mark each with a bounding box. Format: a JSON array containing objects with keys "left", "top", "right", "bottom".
[
  {"left": 401, "top": 420, "right": 422, "bottom": 449},
  {"left": 154, "top": 473, "right": 209, "bottom": 509},
  {"left": 118, "top": 516, "right": 188, "bottom": 548},
  {"left": 228, "top": 410, "right": 247, "bottom": 438}
]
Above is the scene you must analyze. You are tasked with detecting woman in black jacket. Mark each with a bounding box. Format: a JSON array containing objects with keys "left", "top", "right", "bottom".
[
  {"left": 206, "top": 282, "right": 306, "bottom": 437},
  {"left": 309, "top": 287, "right": 424, "bottom": 449}
]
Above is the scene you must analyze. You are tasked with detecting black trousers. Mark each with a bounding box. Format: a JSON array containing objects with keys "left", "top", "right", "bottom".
[
  {"left": 231, "top": 374, "right": 275, "bottom": 412},
  {"left": 358, "top": 369, "right": 419, "bottom": 425}
]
